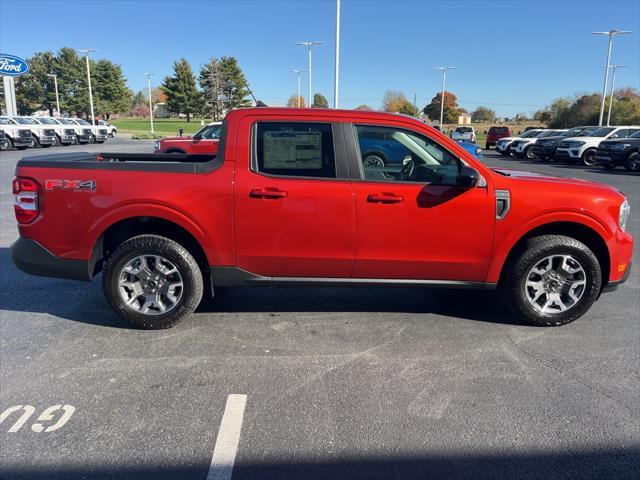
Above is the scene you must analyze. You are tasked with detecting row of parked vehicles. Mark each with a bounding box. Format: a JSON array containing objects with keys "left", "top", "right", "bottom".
[
  {"left": 491, "top": 125, "right": 640, "bottom": 172},
  {"left": 0, "top": 116, "right": 117, "bottom": 151}
]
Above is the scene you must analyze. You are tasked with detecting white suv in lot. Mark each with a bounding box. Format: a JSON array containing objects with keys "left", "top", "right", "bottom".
[
  {"left": 11, "top": 116, "right": 57, "bottom": 147},
  {"left": 511, "top": 129, "right": 566, "bottom": 159},
  {"left": 555, "top": 126, "right": 640, "bottom": 166},
  {"left": 0, "top": 116, "right": 34, "bottom": 149},
  {"left": 451, "top": 126, "right": 476, "bottom": 142},
  {"left": 495, "top": 129, "right": 545, "bottom": 156}
]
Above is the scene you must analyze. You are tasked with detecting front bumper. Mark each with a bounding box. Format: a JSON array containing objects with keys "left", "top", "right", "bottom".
[
  {"left": 60, "top": 135, "right": 76, "bottom": 144},
  {"left": 76, "top": 135, "right": 92, "bottom": 143},
  {"left": 531, "top": 144, "right": 556, "bottom": 158},
  {"left": 11, "top": 237, "right": 92, "bottom": 281},
  {"left": 554, "top": 148, "right": 582, "bottom": 161},
  {"left": 594, "top": 149, "right": 629, "bottom": 167},
  {"left": 602, "top": 259, "right": 632, "bottom": 293},
  {"left": 39, "top": 135, "right": 57, "bottom": 145},
  {"left": 13, "top": 137, "right": 33, "bottom": 147},
  {"left": 94, "top": 134, "right": 108, "bottom": 142}
]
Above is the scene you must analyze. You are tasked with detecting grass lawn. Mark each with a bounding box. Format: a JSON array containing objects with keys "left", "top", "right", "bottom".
[{"left": 112, "top": 118, "right": 212, "bottom": 135}]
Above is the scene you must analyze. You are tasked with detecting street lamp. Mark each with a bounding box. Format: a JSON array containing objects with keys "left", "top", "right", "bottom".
[
  {"left": 296, "top": 41, "right": 324, "bottom": 108},
  {"left": 290, "top": 69, "right": 307, "bottom": 107},
  {"left": 606, "top": 64, "right": 628, "bottom": 126},
  {"left": 143, "top": 73, "right": 155, "bottom": 133},
  {"left": 334, "top": 0, "right": 341, "bottom": 108},
  {"left": 46, "top": 73, "right": 60, "bottom": 117},
  {"left": 77, "top": 48, "right": 97, "bottom": 125},
  {"left": 434, "top": 66, "right": 456, "bottom": 128},
  {"left": 592, "top": 30, "right": 631, "bottom": 126}
]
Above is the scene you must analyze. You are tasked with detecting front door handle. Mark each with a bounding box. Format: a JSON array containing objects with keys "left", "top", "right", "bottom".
[
  {"left": 367, "top": 193, "right": 404, "bottom": 204},
  {"left": 250, "top": 188, "right": 288, "bottom": 199}
]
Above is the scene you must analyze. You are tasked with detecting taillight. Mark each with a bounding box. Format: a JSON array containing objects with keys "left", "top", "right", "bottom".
[{"left": 13, "top": 176, "right": 40, "bottom": 224}]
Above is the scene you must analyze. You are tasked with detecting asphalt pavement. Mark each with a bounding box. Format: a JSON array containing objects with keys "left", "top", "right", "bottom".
[{"left": 0, "top": 140, "right": 638, "bottom": 480}]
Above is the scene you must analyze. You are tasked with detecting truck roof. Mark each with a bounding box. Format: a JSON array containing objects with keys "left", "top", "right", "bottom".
[{"left": 224, "top": 107, "right": 426, "bottom": 124}]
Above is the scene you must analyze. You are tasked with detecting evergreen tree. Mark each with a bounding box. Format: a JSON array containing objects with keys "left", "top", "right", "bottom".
[
  {"left": 92, "top": 60, "right": 132, "bottom": 119},
  {"left": 312, "top": 93, "right": 329, "bottom": 108},
  {"left": 161, "top": 58, "right": 202, "bottom": 121},
  {"left": 199, "top": 56, "right": 250, "bottom": 119}
]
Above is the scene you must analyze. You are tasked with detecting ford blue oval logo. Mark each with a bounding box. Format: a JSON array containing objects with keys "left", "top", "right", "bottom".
[{"left": 0, "top": 54, "right": 29, "bottom": 77}]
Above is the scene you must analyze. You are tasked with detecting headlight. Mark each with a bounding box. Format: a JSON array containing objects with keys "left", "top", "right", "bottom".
[
  {"left": 611, "top": 143, "right": 630, "bottom": 150},
  {"left": 619, "top": 198, "right": 630, "bottom": 232},
  {"left": 572, "top": 141, "right": 585, "bottom": 147}
]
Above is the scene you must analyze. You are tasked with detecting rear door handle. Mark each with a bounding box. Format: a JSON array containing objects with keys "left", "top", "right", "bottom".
[
  {"left": 367, "top": 193, "right": 404, "bottom": 204},
  {"left": 250, "top": 188, "right": 288, "bottom": 199}
]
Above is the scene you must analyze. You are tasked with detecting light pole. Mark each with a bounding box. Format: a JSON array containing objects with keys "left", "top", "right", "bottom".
[
  {"left": 77, "top": 48, "right": 97, "bottom": 124},
  {"left": 606, "top": 64, "right": 628, "bottom": 126},
  {"left": 434, "top": 66, "right": 456, "bottom": 128},
  {"left": 297, "top": 41, "right": 324, "bottom": 107},
  {"left": 592, "top": 30, "right": 631, "bottom": 126},
  {"left": 290, "top": 69, "right": 306, "bottom": 107},
  {"left": 143, "top": 73, "right": 155, "bottom": 133},
  {"left": 334, "top": 0, "right": 341, "bottom": 108},
  {"left": 46, "top": 73, "right": 60, "bottom": 117}
]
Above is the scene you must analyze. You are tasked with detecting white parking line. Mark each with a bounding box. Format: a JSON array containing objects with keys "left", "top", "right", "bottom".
[{"left": 207, "top": 394, "right": 248, "bottom": 480}]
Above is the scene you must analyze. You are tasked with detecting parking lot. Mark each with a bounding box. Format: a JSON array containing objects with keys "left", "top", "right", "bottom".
[{"left": 1, "top": 140, "right": 638, "bottom": 480}]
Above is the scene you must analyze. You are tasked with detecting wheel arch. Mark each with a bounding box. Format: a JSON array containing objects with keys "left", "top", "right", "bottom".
[
  {"left": 362, "top": 149, "right": 388, "bottom": 163},
  {"left": 495, "top": 221, "right": 610, "bottom": 289},
  {"left": 163, "top": 148, "right": 187, "bottom": 154}
]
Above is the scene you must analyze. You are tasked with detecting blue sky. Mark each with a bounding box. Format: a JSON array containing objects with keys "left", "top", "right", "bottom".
[{"left": 1, "top": 0, "right": 639, "bottom": 117}]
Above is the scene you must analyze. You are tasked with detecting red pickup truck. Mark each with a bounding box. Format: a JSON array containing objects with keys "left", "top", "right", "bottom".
[
  {"left": 11, "top": 108, "right": 633, "bottom": 329},
  {"left": 154, "top": 121, "right": 222, "bottom": 154}
]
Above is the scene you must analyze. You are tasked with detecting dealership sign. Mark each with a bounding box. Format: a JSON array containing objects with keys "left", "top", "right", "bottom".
[{"left": 0, "top": 54, "right": 29, "bottom": 77}]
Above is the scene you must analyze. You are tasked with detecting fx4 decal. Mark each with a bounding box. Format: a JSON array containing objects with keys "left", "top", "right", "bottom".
[{"left": 45, "top": 179, "right": 96, "bottom": 192}]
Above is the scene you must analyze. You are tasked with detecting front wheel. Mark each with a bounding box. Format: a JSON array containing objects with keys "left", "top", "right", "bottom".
[
  {"left": 0, "top": 138, "right": 11, "bottom": 151},
  {"left": 363, "top": 153, "right": 386, "bottom": 169},
  {"left": 581, "top": 148, "right": 596, "bottom": 166},
  {"left": 524, "top": 146, "right": 535, "bottom": 159},
  {"left": 102, "top": 235, "right": 204, "bottom": 329},
  {"left": 500, "top": 235, "right": 601, "bottom": 327},
  {"left": 625, "top": 152, "right": 640, "bottom": 172}
]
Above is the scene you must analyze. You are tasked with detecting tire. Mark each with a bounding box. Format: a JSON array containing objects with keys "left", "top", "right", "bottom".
[
  {"left": 0, "top": 138, "right": 11, "bottom": 151},
  {"left": 485, "top": 143, "right": 490, "bottom": 150},
  {"left": 363, "top": 153, "right": 386, "bottom": 168},
  {"left": 28, "top": 137, "right": 38, "bottom": 148},
  {"left": 89, "top": 134, "right": 96, "bottom": 144},
  {"left": 524, "top": 146, "right": 535, "bottom": 160},
  {"left": 102, "top": 234, "right": 204, "bottom": 329},
  {"left": 581, "top": 148, "right": 596, "bottom": 166},
  {"left": 625, "top": 152, "right": 640, "bottom": 172},
  {"left": 499, "top": 235, "right": 601, "bottom": 327}
]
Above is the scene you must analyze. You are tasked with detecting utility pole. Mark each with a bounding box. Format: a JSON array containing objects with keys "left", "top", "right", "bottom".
[
  {"left": 606, "top": 64, "right": 628, "bottom": 126},
  {"left": 592, "top": 30, "right": 631, "bottom": 126},
  {"left": 434, "top": 66, "right": 456, "bottom": 128},
  {"left": 333, "top": 0, "right": 341, "bottom": 108},
  {"left": 143, "top": 73, "right": 154, "bottom": 133},
  {"left": 413, "top": 94, "right": 417, "bottom": 117},
  {"left": 297, "top": 41, "right": 324, "bottom": 108},
  {"left": 290, "top": 69, "right": 306, "bottom": 107},
  {"left": 46, "top": 73, "right": 60, "bottom": 117},
  {"left": 77, "top": 49, "right": 97, "bottom": 124}
]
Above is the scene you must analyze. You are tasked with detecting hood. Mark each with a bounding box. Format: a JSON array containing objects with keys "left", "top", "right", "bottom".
[
  {"left": 493, "top": 168, "right": 617, "bottom": 192},
  {"left": 160, "top": 136, "right": 194, "bottom": 142},
  {"left": 599, "top": 137, "right": 640, "bottom": 145}
]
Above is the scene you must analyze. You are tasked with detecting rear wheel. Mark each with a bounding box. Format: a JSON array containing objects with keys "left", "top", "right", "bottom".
[
  {"left": 500, "top": 235, "right": 601, "bottom": 327},
  {"left": 363, "top": 153, "right": 386, "bottom": 168},
  {"left": 102, "top": 235, "right": 203, "bottom": 329},
  {"left": 625, "top": 152, "right": 640, "bottom": 172}
]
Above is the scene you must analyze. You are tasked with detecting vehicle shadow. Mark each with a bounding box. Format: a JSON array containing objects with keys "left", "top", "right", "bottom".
[
  {"left": 1, "top": 448, "right": 638, "bottom": 480},
  {"left": 0, "top": 247, "right": 520, "bottom": 328}
]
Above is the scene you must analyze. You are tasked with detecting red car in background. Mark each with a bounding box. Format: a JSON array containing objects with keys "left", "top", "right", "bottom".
[
  {"left": 154, "top": 121, "right": 222, "bottom": 154},
  {"left": 485, "top": 126, "right": 511, "bottom": 149}
]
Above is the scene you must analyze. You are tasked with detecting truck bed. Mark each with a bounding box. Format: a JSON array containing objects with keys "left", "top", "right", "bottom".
[{"left": 18, "top": 151, "right": 221, "bottom": 173}]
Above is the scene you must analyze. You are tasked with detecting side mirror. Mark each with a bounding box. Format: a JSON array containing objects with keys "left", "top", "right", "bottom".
[
  {"left": 458, "top": 165, "right": 479, "bottom": 188},
  {"left": 179, "top": 128, "right": 184, "bottom": 137}
]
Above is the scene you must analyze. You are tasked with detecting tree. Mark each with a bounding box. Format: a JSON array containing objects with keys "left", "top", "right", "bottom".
[
  {"left": 471, "top": 106, "right": 496, "bottom": 123},
  {"left": 312, "top": 93, "right": 329, "bottom": 108},
  {"left": 132, "top": 103, "right": 150, "bottom": 118},
  {"left": 423, "top": 91, "right": 461, "bottom": 124},
  {"left": 15, "top": 51, "right": 56, "bottom": 114},
  {"left": 355, "top": 104, "right": 373, "bottom": 111},
  {"left": 199, "top": 56, "right": 251, "bottom": 120},
  {"left": 92, "top": 60, "right": 132, "bottom": 119},
  {"left": 286, "top": 94, "right": 305, "bottom": 107},
  {"left": 382, "top": 90, "right": 408, "bottom": 112},
  {"left": 161, "top": 58, "right": 202, "bottom": 121},
  {"left": 567, "top": 94, "right": 600, "bottom": 126},
  {"left": 132, "top": 90, "right": 146, "bottom": 108}
]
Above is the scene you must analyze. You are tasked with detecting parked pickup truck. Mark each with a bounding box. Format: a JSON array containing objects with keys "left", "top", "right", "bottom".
[
  {"left": 154, "top": 121, "right": 222, "bottom": 154},
  {"left": 33, "top": 116, "right": 78, "bottom": 145},
  {"left": 11, "top": 108, "right": 633, "bottom": 329},
  {"left": 11, "top": 116, "right": 58, "bottom": 147},
  {"left": 0, "top": 116, "right": 34, "bottom": 149}
]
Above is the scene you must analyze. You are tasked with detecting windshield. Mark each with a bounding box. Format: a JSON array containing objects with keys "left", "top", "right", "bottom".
[
  {"left": 58, "top": 119, "right": 76, "bottom": 125},
  {"left": 585, "top": 127, "right": 615, "bottom": 138},
  {"left": 519, "top": 130, "right": 540, "bottom": 138},
  {"left": 538, "top": 130, "right": 559, "bottom": 138},
  {"left": 489, "top": 127, "right": 509, "bottom": 133},
  {"left": 13, "top": 117, "right": 38, "bottom": 125},
  {"left": 195, "top": 123, "right": 222, "bottom": 139},
  {"left": 34, "top": 117, "right": 57, "bottom": 125},
  {"left": 74, "top": 118, "right": 91, "bottom": 125},
  {"left": 455, "top": 127, "right": 472, "bottom": 133},
  {"left": 630, "top": 130, "right": 640, "bottom": 139}
]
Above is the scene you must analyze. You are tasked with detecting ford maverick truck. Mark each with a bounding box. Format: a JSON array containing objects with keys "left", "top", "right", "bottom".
[{"left": 11, "top": 108, "right": 633, "bottom": 329}]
